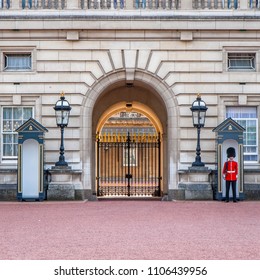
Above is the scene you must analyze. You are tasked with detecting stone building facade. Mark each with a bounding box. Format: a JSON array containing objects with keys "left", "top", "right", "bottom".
[{"left": 1, "top": 0, "right": 260, "bottom": 200}]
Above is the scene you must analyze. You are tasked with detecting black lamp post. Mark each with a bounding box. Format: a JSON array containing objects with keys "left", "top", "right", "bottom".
[
  {"left": 190, "top": 94, "right": 208, "bottom": 167},
  {"left": 54, "top": 92, "right": 71, "bottom": 167}
]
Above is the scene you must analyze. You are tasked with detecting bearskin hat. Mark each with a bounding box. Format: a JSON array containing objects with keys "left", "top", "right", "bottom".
[{"left": 227, "top": 147, "right": 236, "bottom": 158}]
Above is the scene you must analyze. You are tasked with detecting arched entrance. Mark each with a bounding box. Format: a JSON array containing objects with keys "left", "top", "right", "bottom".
[
  {"left": 84, "top": 71, "right": 178, "bottom": 201},
  {"left": 96, "top": 102, "right": 163, "bottom": 197}
]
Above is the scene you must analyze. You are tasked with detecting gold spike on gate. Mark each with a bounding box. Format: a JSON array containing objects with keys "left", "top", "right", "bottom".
[
  {"left": 138, "top": 132, "right": 142, "bottom": 143},
  {"left": 108, "top": 132, "right": 112, "bottom": 142}
]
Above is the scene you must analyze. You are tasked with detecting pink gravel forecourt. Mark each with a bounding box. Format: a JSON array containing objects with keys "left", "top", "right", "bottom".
[{"left": 0, "top": 200, "right": 260, "bottom": 260}]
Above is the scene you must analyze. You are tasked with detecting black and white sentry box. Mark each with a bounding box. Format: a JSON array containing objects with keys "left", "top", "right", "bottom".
[
  {"left": 213, "top": 118, "right": 245, "bottom": 201},
  {"left": 16, "top": 118, "right": 48, "bottom": 201}
]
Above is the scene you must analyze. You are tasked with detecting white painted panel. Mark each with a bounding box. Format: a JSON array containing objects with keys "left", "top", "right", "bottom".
[{"left": 22, "top": 139, "right": 39, "bottom": 199}]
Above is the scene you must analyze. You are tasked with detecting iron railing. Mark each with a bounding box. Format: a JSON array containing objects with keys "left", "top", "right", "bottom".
[
  {"left": 193, "top": 0, "right": 239, "bottom": 9},
  {"left": 1, "top": 0, "right": 260, "bottom": 10},
  {"left": 97, "top": 132, "right": 161, "bottom": 197}
]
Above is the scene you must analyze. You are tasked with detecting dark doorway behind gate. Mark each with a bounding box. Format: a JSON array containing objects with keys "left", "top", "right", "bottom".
[{"left": 96, "top": 110, "right": 161, "bottom": 197}]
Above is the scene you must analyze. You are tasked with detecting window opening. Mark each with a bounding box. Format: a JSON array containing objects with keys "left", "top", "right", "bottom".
[
  {"left": 4, "top": 53, "right": 32, "bottom": 71},
  {"left": 226, "top": 107, "right": 258, "bottom": 162},
  {"left": 228, "top": 53, "right": 256, "bottom": 71},
  {"left": 2, "top": 107, "right": 33, "bottom": 159}
]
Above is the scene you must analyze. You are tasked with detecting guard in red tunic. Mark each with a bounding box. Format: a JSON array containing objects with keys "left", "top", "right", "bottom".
[{"left": 222, "top": 147, "right": 238, "bottom": 202}]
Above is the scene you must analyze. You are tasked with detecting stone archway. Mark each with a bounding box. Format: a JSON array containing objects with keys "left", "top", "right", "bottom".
[{"left": 81, "top": 70, "right": 178, "bottom": 200}]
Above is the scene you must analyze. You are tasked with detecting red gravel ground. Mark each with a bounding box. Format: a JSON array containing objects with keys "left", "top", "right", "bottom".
[{"left": 0, "top": 200, "right": 260, "bottom": 260}]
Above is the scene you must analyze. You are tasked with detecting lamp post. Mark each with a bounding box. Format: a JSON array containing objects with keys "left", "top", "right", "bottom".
[
  {"left": 54, "top": 92, "right": 71, "bottom": 167},
  {"left": 190, "top": 94, "right": 208, "bottom": 167}
]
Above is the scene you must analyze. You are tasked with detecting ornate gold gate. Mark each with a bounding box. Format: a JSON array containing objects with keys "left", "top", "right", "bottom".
[{"left": 96, "top": 132, "right": 161, "bottom": 197}]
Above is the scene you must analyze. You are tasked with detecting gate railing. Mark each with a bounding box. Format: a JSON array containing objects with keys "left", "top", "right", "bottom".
[
  {"left": 1, "top": 0, "right": 259, "bottom": 10},
  {"left": 96, "top": 132, "right": 161, "bottom": 197}
]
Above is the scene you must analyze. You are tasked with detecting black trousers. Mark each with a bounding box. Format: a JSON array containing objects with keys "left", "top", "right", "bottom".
[{"left": 225, "top": 180, "right": 237, "bottom": 201}]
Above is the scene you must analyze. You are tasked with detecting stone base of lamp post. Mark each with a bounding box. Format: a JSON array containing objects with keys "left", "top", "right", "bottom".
[
  {"left": 51, "top": 165, "right": 71, "bottom": 170},
  {"left": 167, "top": 168, "right": 213, "bottom": 200},
  {"left": 46, "top": 168, "right": 97, "bottom": 201},
  {"left": 47, "top": 168, "right": 80, "bottom": 200},
  {"left": 188, "top": 165, "right": 209, "bottom": 171}
]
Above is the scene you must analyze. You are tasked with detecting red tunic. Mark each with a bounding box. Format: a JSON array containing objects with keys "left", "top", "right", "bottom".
[{"left": 222, "top": 160, "right": 238, "bottom": 181}]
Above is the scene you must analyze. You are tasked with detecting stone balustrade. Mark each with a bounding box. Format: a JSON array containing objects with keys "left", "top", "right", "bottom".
[{"left": 0, "top": 0, "right": 259, "bottom": 11}]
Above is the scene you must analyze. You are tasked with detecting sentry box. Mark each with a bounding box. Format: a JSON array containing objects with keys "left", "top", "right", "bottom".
[
  {"left": 213, "top": 118, "right": 245, "bottom": 201},
  {"left": 16, "top": 118, "right": 48, "bottom": 201}
]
